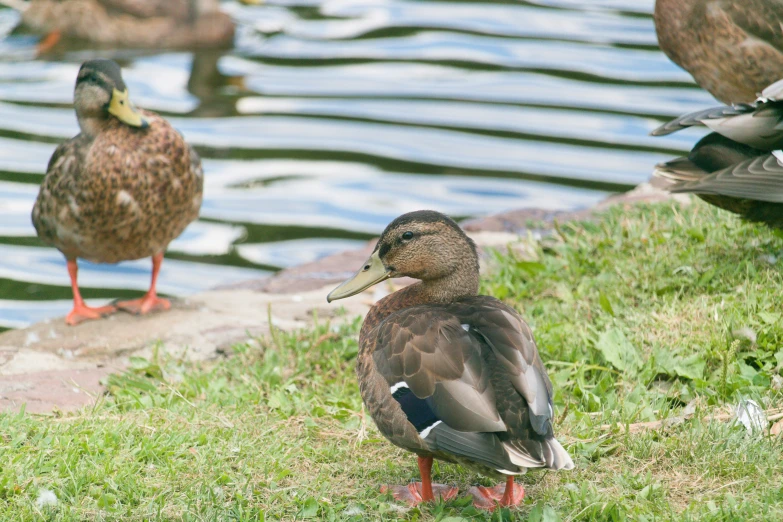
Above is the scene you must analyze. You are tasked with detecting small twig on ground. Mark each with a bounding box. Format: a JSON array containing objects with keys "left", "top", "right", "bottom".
[{"left": 600, "top": 407, "right": 783, "bottom": 434}]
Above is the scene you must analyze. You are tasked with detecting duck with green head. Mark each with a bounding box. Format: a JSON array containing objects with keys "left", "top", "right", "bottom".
[
  {"left": 328, "top": 210, "right": 573, "bottom": 509},
  {"left": 32, "top": 59, "right": 203, "bottom": 325}
]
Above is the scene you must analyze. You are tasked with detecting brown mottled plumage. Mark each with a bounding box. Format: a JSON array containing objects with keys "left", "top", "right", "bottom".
[
  {"left": 7, "top": 0, "right": 259, "bottom": 49},
  {"left": 652, "top": 79, "right": 783, "bottom": 229},
  {"left": 33, "top": 112, "right": 202, "bottom": 263},
  {"left": 32, "top": 59, "right": 203, "bottom": 325},
  {"left": 327, "top": 211, "right": 573, "bottom": 510},
  {"left": 655, "top": 0, "right": 783, "bottom": 104}
]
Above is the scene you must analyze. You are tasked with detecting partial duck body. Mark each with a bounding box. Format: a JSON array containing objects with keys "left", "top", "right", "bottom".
[{"left": 652, "top": 79, "right": 783, "bottom": 229}]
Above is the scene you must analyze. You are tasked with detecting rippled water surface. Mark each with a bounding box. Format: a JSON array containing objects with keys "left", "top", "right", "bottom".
[{"left": 0, "top": 0, "right": 712, "bottom": 328}]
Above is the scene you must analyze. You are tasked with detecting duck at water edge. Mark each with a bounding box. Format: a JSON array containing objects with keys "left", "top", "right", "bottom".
[{"left": 32, "top": 59, "right": 203, "bottom": 325}]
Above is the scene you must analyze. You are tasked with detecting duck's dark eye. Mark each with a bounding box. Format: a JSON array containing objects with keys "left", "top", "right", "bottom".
[{"left": 402, "top": 231, "right": 414, "bottom": 241}]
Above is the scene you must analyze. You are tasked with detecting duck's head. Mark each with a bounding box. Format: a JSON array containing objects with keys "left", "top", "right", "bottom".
[
  {"left": 74, "top": 59, "right": 149, "bottom": 134},
  {"left": 327, "top": 210, "right": 479, "bottom": 302}
]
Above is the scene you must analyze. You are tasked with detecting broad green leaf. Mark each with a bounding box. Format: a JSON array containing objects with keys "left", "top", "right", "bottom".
[
  {"left": 541, "top": 506, "right": 562, "bottom": 522},
  {"left": 687, "top": 227, "right": 705, "bottom": 242},
  {"left": 528, "top": 503, "right": 544, "bottom": 522},
  {"left": 759, "top": 312, "right": 781, "bottom": 325},
  {"left": 672, "top": 354, "right": 705, "bottom": 380},
  {"left": 515, "top": 261, "right": 546, "bottom": 275},
  {"left": 775, "top": 348, "right": 783, "bottom": 367},
  {"left": 299, "top": 497, "right": 319, "bottom": 518},
  {"left": 599, "top": 292, "right": 615, "bottom": 316},
  {"left": 528, "top": 503, "right": 562, "bottom": 522},
  {"left": 596, "top": 328, "right": 642, "bottom": 373},
  {"left": 698, "top": 267, "right": 716, "bottom": 286},
  {"left": 653, "top": 349, "right": 704, "bottom": 380}
]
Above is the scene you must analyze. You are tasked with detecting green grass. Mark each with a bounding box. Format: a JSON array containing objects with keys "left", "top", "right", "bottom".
[{"left": 3, "top": 200, "right": 783, "bottom": 521}]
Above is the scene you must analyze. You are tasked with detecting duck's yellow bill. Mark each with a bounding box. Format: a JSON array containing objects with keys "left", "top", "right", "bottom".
[
  {"left": 327, "top": 251, "right": 390, "bottom": 302},
  {"left": 108, "top": 89, "right": 149, "bottom": 128}
]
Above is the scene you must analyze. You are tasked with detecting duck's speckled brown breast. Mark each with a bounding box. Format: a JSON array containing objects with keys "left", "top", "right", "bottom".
[{"left": 32, "top": 110, "right": 203, "bottom": 263}]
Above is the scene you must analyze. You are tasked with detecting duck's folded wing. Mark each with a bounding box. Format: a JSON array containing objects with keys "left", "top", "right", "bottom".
[
  {"left": 670, "top": 151, "right": 783, "bottom": 202},
  {"left": 373, "top": 299, "right": 572, "bottom": 471},
  {"left": 375, "top": 308, "right": 507, "bottom": 435},
  {"left": 32, "top": 136, "right": 89, "bottom": 245},
  {"left": 446, "top": 297, "right": 554, "bottom": 436}
]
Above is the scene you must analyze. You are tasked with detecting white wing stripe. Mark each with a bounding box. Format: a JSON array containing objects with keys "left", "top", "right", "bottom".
[
  {"left": 389, "top": 381, "right": 409, "bottom": 394},
  {"left": 419, "top": 420, "right": 442, "bottom": 439}
]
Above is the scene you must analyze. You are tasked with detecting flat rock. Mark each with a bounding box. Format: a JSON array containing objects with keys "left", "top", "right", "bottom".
[
  {"left": 0, "top": 285, "right": 374, "bottom": 412},
  {"left": 0, "top": 367, "right": 115, "bottom": 414}
]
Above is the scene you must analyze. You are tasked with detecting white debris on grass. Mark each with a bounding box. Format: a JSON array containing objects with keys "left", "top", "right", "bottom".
[
  {"left": 732, "top": 327, "right": 757, "bottom": 344},
  {"left": 35, "top": 489, "right": 58, "bottom": 509},
  {"left": 734, "top": 399, "right": 767, "bottom": 434},
  {"left": 343, "top": 505, "right": 364, "bottom": 516}
]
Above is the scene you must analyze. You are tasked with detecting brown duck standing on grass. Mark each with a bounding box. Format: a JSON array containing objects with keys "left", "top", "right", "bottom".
[
  {"left": 651, "top": 79, "right": 783, "bottom": 229},
  {"left": 654, "top": 0, "right": 783, "bottom": 104},
  {"left": 327, "top": 210, "right": 573, "bottom": 510},
  {"left": 32, "top": 59, "right": 203, "bottom": 325},
  {"left": 0, "top": 0, "right": 260, "bottom": 52}
]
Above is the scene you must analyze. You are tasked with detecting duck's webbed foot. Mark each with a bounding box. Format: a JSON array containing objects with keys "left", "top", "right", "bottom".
[
  {"left": 467, "top": 476, "right": 525, "bottom": 510},
  {"left": 117, "top": 252, "right": 171, "bottom": 315},
  {"left": 116, "top": 294, "right": 171, "bottom": 315},
  {"left": 380, "top": 483, "right": 458, "bottom": 506},
  {"left": 66, "top": 302, "right": 117, "bottom": 326}
]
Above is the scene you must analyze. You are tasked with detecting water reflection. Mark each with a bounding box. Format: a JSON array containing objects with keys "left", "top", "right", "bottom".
[{"left": 0, "top": 0, "right": 709, "bottom": 328}]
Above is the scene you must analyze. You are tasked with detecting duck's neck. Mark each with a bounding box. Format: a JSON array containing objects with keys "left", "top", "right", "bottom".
[
  {"left": 76, "top": 113, "right": 113, "bottom": 139},
  {"left": 360, "top": 265, "right": 479, "bottom": 340}
]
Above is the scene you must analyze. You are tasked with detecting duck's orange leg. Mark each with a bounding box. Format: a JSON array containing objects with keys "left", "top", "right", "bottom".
[
  {"left": 37, "top": 30, "right": 62, "bottom": 55},
  {"left": 65, "top": 259, "right": 117, "bottom": 326},
  {"left": 117, "top": 252, "right": 171, "bottom": 315},
  {"left": 468, "top": 475, "right": 525, "bottom": 510},
  {"left": 380, "top": 456, "right": 458, "bottom": 506}
]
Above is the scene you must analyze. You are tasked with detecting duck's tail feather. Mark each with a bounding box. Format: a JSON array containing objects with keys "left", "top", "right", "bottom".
[
  {"left": 653, "top": 157, "right": 707, "bottom": 183},
  {"left": 504, "top": 437, "right": 574, "bottom": 471},
  {"left": 427, "top": 423, "right": 526, "bottom": 475},
  {"left": 426, "top": 423, "right": 574, "bottom": 474},
  {"left": 650, "top": 103, "right": 758, "bottom": 137}
]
